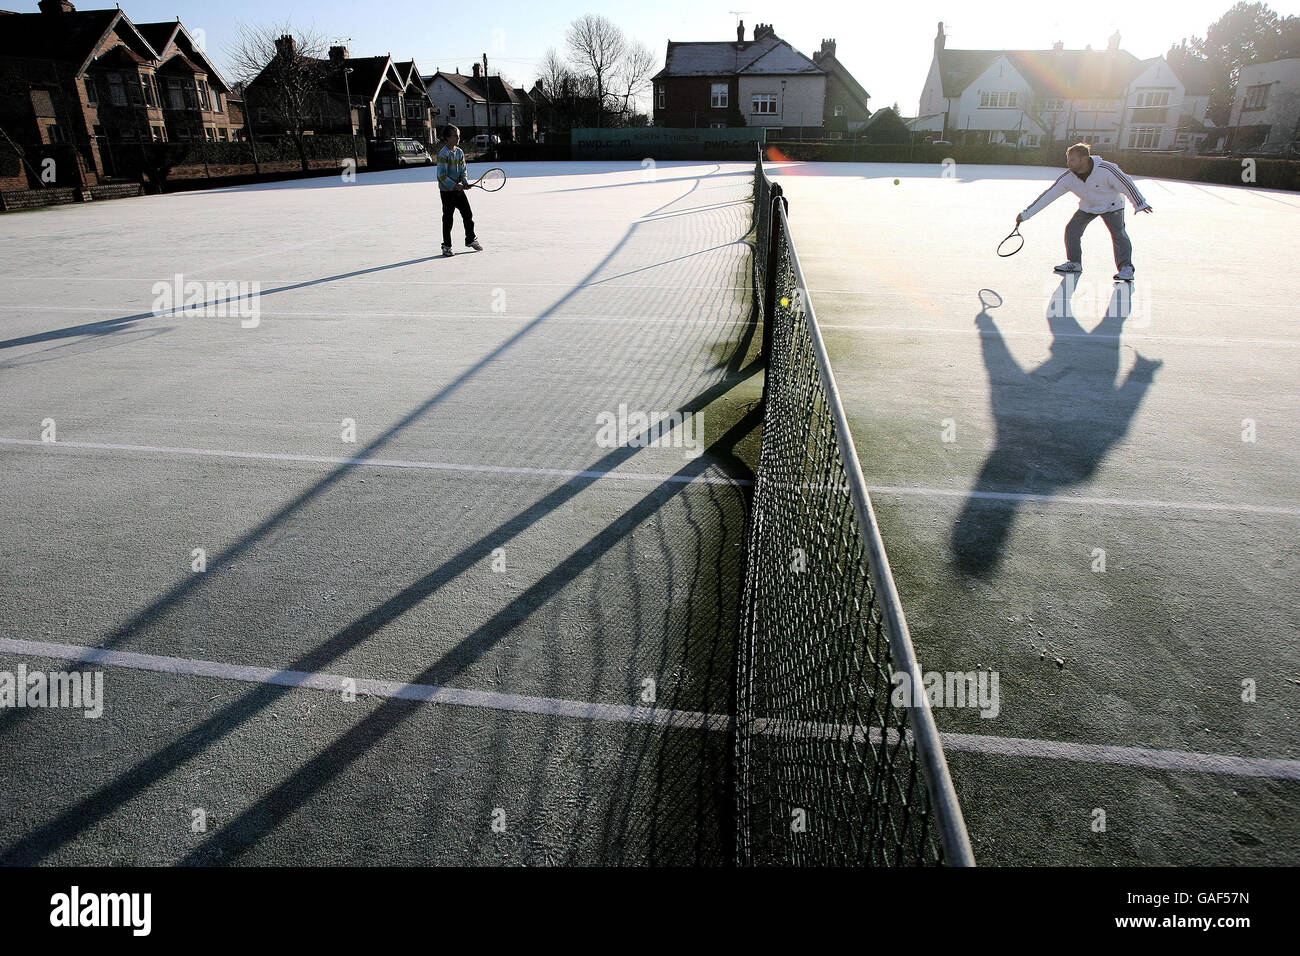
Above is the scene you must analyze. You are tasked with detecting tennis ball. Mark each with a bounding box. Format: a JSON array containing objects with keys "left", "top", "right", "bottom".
[{"left": 893, "top": 178, "right": 900, "bottom": 185}]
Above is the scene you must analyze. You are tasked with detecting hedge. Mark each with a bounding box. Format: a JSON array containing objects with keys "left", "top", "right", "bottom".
[{"left": 762, "top": 141, "right": 1300, "bottom": 191}]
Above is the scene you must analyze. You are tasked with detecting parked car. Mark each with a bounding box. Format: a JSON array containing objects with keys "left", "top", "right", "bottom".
[
  {"left": 369, "top": 137, "right": 433, "bottom": 169},
  {"left": 470, "top": 134, "right": 501, "bottom": 149},
  {"left": 930, "top": 140, "right": 953, "bottom": 147}
]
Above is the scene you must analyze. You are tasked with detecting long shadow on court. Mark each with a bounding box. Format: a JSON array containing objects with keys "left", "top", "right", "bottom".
[
  {"left": 0, "top": 169, "right": 759, "bottom": 866},
  {"left": 951, "top": 281, "right": 1162, "bottom": 577}
]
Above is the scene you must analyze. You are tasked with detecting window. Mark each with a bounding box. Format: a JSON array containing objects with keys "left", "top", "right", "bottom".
[
  {"left": 1128, "top": 126, "right": 1159, "bottom": 149},
  {"left": 827, "top": 131, "right": 843, "bottom": 140},
  {"left": 1040, "top": 98, "right": 1064, "bottom": 111},
  {"left": 151, "top": 124, "right": 165, "bottom": 141},
  {"left": 978, "top": 91, "right": 1017, "bottom": 109},
  {"left": 449, "top": 104, "right": 456, "bottom": 118},
  {"left": 45, "top": 123, "right": 63, "bottom": 143},
  {"left": 167, "top": 78, "right": 185, "bottom": 110},
  {"left": 108, "top": 72, "right": 127, "bottom": 106},
  {"left": 656, "top": 86, "right": 664, "bottom": 110},
  {"left": 752, "top": 93, "right": 778, "bottom": 114},
  {"left": 406, "top": 100, "right": 423, "bottom": 119},
  {"left": 709, "top": 122, "right": 726, "bottom": 129},
  {"left": 1243, "top": 84, "right": 1269, "bottom": 110},
  {"left": 139, "top": 74, "right": 157, "bottom": 108},
  {"left": 1132, "top": 91, "right": 1170, "bottom": 108},
  {"left": 833, "top": 104, "right": 844, "bottom": 116},
  {"left": 127, "top": 74, "right": 143, "bottom": 106},
  {"left": 1021, "top": 133, "right": 1040, "bottom": 147},
  {"left": 216, "top": 127, "right": 225, "bottom": 141},
  {"left": 710, "top": 82, "right": 728, "bottom": 108},
  {"left": 84, "top": 76, "right": 99, "bottom": 106}
]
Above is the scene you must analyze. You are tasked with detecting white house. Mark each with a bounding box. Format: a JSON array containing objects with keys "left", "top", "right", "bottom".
[
  {"left": 422, "top": 65, "right": 524, "bottom": 139},
  {"left": 917, "top": 22, "right": 1211, "bottom": 151},
  {"left": 1226, "top": 57, "right": 1300, "bottom": 154}
]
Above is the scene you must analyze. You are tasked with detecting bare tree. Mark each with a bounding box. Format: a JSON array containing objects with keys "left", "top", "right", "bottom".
[
  {"left": 565, "top": 14, "right": 625, "bottom": 127},
  {"left": 612, "top": 40, "right": 657, "bottom": 121},
  {"left": 228, "top": 22, "right": 328, "bottom": 171}
]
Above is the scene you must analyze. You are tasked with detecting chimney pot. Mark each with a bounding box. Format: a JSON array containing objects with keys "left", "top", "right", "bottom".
[{"left": 737, "top": 20, "right": 744, "bottom": 44}]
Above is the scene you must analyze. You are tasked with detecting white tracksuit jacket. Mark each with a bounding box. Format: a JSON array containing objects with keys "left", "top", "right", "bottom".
[{"left": 1020, "top": 156, "right": 1151, "bottom": 220}]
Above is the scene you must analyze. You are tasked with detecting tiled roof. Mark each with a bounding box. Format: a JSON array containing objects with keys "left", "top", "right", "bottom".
[
  {"left": 654, "top": 34, "right": 821, "bottom": 78},
  {"left": 0, "top": 9, "right": 125, "bottom": 63}
]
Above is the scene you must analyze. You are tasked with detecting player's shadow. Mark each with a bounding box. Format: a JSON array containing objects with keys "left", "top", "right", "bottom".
[{"left": 951, "top": 282, "right": 1162, "bottom": 577}]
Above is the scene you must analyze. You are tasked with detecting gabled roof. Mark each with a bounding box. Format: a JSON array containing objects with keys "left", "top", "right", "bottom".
[
  {"left": 0, "top": 9, "right": 121, "bottom": 64},
  {"left": 136, "top": 21, "right": 231, "bottom": 90},
  {"left": 430, "top": 70, "right": 485, "bottom": 103},
  {"left": 816, "top": 53, "right": 871, "bottom": 111},
  {"left": 654, "top": 33, "right": 822, "bottom": 79},
  {"left": 424, "top": 70, "right": 519, "bottom": 105},
  {"left": 936, "top": 48, "right": 1142, "bottom": 99}
]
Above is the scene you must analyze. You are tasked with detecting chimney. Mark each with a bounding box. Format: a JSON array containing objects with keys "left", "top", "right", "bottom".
[
  {"left": 1052, "top": 40, "right": 1064, "bottom": 53},
  {"left": 754, "top": 23, "right": 775, "bottom": 41},
  {"left": 819, "top": 38, "right": 836, "bottom": 61},
  {"left": 275, "top": 34, "right": 296, "bottom": 60},
  {"left": 1085, "top": 43, "right": 1093, "bottom": 52},
  {"left": 38, "top": 0, "right": 75, "bottom": 13},
  {"left": 934, "top": 22, "right": 946, "bottom": 53},
  {"left": 737, "top": 20, "right": 744, "bottom": 44},
  {"left": 329, "top": 45, "right": 348, "bottom": 67},
  {"left": 472, "top": 62, "right": 481, "bottom": 78},
  {"left": 1107, "top": 30, "right": 1121, "bottom": 51}
]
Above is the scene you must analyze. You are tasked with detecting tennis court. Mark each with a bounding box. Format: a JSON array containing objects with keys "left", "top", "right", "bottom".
[
  {"left": 1, "top": 155, "right": 1295, "bottom": 866},
  {"left": 763, "top": 157, "right": 1300, "bottom": 864},
  {"left": 0, "top": 160, "right": 763, "bottom": 864}
]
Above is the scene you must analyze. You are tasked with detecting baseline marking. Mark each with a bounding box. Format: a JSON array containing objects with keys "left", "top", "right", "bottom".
[
  {"left": 0, "top": 437, "right": 748, "bottom": 488},
  {"left": 2, "top": 637, "right": 1296, "bottom": 781}
]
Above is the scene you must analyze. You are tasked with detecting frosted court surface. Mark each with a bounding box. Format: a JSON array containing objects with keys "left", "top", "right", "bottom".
[
  {"left": 1, "top": 158, "right": 1295, "bottom": 865},
  {"left": 767, "top": 160, "right": 1299, "bottom": 864}
]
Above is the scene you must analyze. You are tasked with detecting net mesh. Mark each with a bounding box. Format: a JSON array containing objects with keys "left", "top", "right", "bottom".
[{"left": 736, "top": 159, "right": 968, "bottom": 866}]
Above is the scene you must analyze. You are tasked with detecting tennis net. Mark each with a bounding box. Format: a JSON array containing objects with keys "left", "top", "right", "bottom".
[{"left": 736, "top": 152, "right": 975, "bottom": 866}]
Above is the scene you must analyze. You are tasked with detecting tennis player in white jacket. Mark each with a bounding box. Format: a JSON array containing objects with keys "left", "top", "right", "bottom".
[{"left": 1016, "top": 142, "right": 1154, "bottom": 281}]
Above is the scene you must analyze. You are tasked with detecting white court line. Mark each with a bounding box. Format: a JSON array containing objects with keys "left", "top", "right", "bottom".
[
  {"left": 4, "top": 437, "right": 1294, "bottom": 517},
  {"left": 813, "top": 320, "right": 1300, "bottom": 349},
  {"left": 1, "top": 636, "right": 1296, "bottom": 781},
  {"left": 867, "top": 484, "right": 1300, "bottom": 517},
  {"left": 0, "top": 276, "right": 751, "bottom": 291},
  {"left": 0, "top": 437, "right": 749, "bottom": 488},
  {"left": 0, "top": 305, "right": 756, "bottom": 328}
]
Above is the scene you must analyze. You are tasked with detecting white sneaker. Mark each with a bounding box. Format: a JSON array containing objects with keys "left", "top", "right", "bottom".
[
  {"left": 1113, "top": 265, "right": 1135, "bottom": 281},
  {"left": 1053, "top": 261, "right": 1082, "bottom": 274},
  {"left": 441, "top": 245, "right": 453, "bottom": 257},
  {"left": 467, "top": 239, "right": 483, "bottom": 251}
]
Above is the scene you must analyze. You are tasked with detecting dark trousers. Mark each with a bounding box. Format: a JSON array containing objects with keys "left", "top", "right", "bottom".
[
  {"left": 1065, "top": 207, "right": 1132, "bottom": 269},
  {"left": 440, "top": 190, "right": 476, "bottom": 247}
]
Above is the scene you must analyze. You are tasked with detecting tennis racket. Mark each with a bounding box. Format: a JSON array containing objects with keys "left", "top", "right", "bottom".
[
  {"left": 469, "top": 168, "right": 506, "bottom": 191},
  {"left": 997, "top": 223, "right": 1024, "bottom": 257}
]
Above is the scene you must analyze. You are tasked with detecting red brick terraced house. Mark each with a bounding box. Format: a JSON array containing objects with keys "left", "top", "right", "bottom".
[
  {"left": 245, "top": 40, "right": 436, "bottom": 146},
  {"left": 0, "top": 0, "right": 240, "bottom": 189}
]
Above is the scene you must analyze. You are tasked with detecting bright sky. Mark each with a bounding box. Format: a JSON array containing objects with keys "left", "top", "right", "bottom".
[{"left": 98, "top": 0, "right": 1296, "bottom": 113}]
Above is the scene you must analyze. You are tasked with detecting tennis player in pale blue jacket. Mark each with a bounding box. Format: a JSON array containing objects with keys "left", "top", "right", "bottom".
[{"left": 1017, "top": 142, "right": 1154, "bottom": 281}]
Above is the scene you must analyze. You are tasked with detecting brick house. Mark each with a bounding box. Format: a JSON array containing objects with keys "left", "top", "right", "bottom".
[
  {"left": 810, "top": 39, "right": 871, "bottom": 138},
  {"left": 0, "top": 0, "right": 240, "bottom": 187},
  {"left": 652, "top": 22, "right": 834, "bottom": 139},
  {"left": 245, "top": 40, "right": 435, "bottom": 145}
]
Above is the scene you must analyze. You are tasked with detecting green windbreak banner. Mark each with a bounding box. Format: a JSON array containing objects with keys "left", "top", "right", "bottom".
[{"left": 571, "top": 127, "right": 766, "bottom": 160}]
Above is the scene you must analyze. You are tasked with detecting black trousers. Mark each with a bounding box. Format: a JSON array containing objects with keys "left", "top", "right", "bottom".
[{"left": 440, "top": 190, "right": 476, "bottom": 246}]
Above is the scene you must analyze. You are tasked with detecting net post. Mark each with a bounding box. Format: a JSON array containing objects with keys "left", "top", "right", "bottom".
[{"left": 760, "top": 184, "right": 784, "bottom": 407}]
